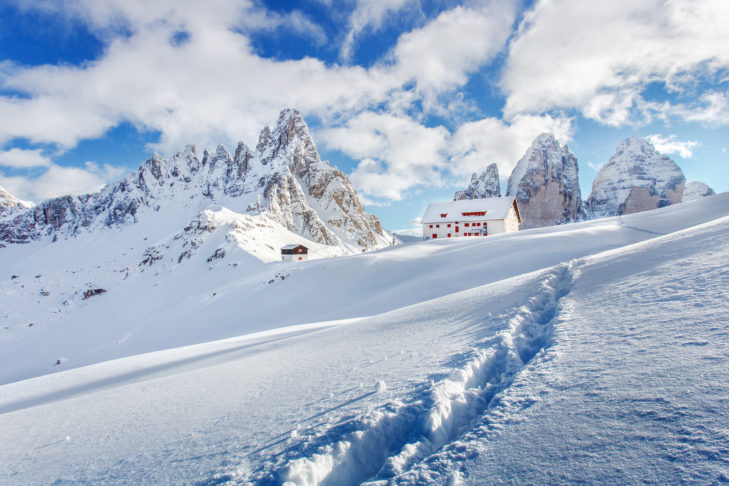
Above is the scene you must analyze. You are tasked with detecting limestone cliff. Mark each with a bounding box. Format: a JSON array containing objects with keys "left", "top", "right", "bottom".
[{"left": 506, "top": 134, "right": 581, "bottom": 229}]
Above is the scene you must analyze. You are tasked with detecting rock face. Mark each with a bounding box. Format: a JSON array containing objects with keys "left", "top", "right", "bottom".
[
  {"left": 682, "top": 181, "right": 715, "bottom": 202},
  {"left": 0, "top": 109, "right": 391, "bottom": 253},
  {"left": 0, "top": 187, "right": 32, "bottom": 214},
  {"left": 506, "top": 133, "right": 581, "bottom": 229},
  {"left": 454, "top": 164, "right": 501, "bottom": 200},
  {"left": 583, "top": 137, "right": 685, "bottom": 219}
]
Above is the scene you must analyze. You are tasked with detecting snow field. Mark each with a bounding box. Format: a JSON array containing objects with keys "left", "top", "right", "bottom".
[
  {"left": 250, "top": 264, "right": 574, "bottom": 485},
  {"left": 393, "top": 211, "right": 729, "bottom": 484},
  {"left": 0, "top": 194, "right": 727, "bottom": 485},
  {"left": 3, "top": 193, "right": 727, "bottom": 385}
]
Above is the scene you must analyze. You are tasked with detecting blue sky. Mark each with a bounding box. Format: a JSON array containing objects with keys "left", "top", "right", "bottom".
[{"left": 0, "top": 0, "right": 727, "bottom": 232}]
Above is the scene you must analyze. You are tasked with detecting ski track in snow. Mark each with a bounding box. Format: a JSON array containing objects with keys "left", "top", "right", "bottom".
[
  {"left": 235, "top": 264, "right": 574, "bottom": 486},
  {"left": 393, "top": 214, "right": 729, "bottom": 485},
  {"left": 1, "top": 195, "right": 728, "bottom": 485}
]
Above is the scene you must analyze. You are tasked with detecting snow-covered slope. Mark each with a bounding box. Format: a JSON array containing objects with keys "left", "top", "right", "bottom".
[
  {"left": 682, "top": 181, "right": 715, "bottom": 202},
  {"left": 0, "top": 193, "right": 727, "bottom": 485},
  {"left": 583, "top": 136, "right": 685, "bottom": 219},
  {"left": 506, "top": 133, "right": 581, "bottom": 229},
  {"left": 0, "top": 109, "right": 391, "bottom": 254},
  {"left": 0, "top": 186, "right": 32, "bottom": 214},
  {"left": 454, "top": 164, "right": 501, "bottom": 200},
  {"left": 1, "top": 194, "right": 727, "bottom": 385}
]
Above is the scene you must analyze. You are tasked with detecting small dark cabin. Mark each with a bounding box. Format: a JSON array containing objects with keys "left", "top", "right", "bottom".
[{"left": 281, "top": 244, "right": 308, "bottom": 262}]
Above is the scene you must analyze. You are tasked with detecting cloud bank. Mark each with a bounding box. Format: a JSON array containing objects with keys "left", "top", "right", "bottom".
[{"left": 1, "top": 0, "right": 727, "bottom": 204}]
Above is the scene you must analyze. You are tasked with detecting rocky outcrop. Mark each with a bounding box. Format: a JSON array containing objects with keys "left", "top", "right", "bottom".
[
  {"left": 454, "top": 164, "right": 501, "bottom": 200},
  {"left": 506, "top": 133, "right": 581, "bottom": 229},
  {"left": 259, "top": 109, "right": 390, "bottom": 251},
  {"left": 682, "top": 181, "right": 715, "bottom": 202},
  {"left": 583, "top": 137, "right": 685, "bottom": 219},
  {"left": 0, "top": 109, "right": 391, "bottom": 253}
]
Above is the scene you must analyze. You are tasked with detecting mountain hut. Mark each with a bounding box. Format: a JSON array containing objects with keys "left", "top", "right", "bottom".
[
  {"left": 421, "top": 198, "right": 521, "bottom": 240},
  {"left": 281, "top": 244, "right": 308, "bottom": 261}
]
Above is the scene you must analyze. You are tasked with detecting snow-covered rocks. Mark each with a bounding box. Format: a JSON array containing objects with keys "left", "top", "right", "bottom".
[
  {"left": 454, "top": 164, "right": 501, "bottom": 200},
  {"left": 0, "top": 109, "right": 391, "bottom": 255},
  {"left": 583, "top": 136, "right": 685, "bottom": 218},
  {"left": 0, "top": 186, "right": 32, "bottom": 214},
  {"left": 140, "top": 206, "right": 348, "bottom": 268},
  {"left": 682, "top": 181, "right": 715, "bottom": 202},
  {"left": 506, "top": 133, "right": 582, "bottom": 229}
]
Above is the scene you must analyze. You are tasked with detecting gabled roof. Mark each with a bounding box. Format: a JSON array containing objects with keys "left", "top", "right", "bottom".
[
  {"left": 281, "top": 244, "right": 307, "bottom": 250},
  {"left": 421, "top": 197, "right": 518, "bottom": 224}
]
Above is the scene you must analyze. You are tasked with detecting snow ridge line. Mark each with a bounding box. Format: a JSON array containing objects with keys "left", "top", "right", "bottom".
[{"left": 265, "top": 263, "right": 575, "bottom": 486}]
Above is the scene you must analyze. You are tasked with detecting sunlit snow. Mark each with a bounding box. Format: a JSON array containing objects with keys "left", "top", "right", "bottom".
[{"left": 1, "top": 194, "right": 728, "bottom": 485}]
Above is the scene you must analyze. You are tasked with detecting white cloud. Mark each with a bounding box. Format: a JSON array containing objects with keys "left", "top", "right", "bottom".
[
  {"left": 11, "top": 0, "right": 326, "bottom": 43},
  {"left": 0, "top": 0, "right": 520, "bottom": 204},
  {"left": 390, "top": 216, "right": 423, "bottom": 237},
  {"left": 586, "top": 161, "right": 603, "bottom": 172},
  {"left": 646, "top": 134, "right": 699, "bottom": 159},
  {"left": 502, "top": 0, "right": 729, "bottom": 126},
  {"left": 0, "top": 161, "right": 125, "bottom": 202},
  {"left": 448, "top": 114, "right": 573, "bottom": 179},
  {"left": 0, "top": 148, "right": 52, "bottom": 168},
  {"left": 676, "top": 91, "right": 729, "bottom": 127},
  {"left": 390, "top": 1, "right": 517, "bottom": 106},
  {"left": 0, "top": 0, "right": 515, "bottom": 159},
  {"left": 0, "top": 26, "right": 387, "bottom": 153},
  {"left": 320, "top": 112, "right": 450, "bottom": 201},
  {"left": 320, "top": 111, "right": 574, "bottom": 202},
  {"left": 3, "top": 0, "right": 524, "bottom": 205},
  {"left": 340, "top": 0, "right": 415, "bottom": 61}
]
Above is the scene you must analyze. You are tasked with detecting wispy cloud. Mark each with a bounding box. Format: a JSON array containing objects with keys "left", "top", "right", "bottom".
[
  {"left": 646, "top": 134, "right": 699, "bottom": 158},
  {"left": 586, "top": 161, "right": 603, "bottom": 171},
  {"left": 0, "top": 148, "right": 52, "bottom": 169},
  {"left": 0, "top": 161, "right": 124, "bottom": 202},
  {"left": 340, "top": 0, "right": 415, "bottom": 61}
]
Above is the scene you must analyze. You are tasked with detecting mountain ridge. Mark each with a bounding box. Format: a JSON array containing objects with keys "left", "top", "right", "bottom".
[
  {"left": 454, "top": 134, "right": 717, "bottom": 229},
  {"left": 0, "top": 109, "right": 392, "bottom": 254}
]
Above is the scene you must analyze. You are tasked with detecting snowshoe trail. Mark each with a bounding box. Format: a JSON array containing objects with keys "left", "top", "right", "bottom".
[{"left": 246, "top": 263, "right": 575, "bottom": 486}]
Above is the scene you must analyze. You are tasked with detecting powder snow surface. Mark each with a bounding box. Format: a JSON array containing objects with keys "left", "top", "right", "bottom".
[{"left": 0, "top": 194, "right": 728, "bottom": 485}]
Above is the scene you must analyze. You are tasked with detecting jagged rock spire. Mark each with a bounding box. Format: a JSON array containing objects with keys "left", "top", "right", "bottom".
[
  {"left": 507, "top": 133, "right": 581, "bottom": 229},
  {"left": 454, "top": 163, "right": 501, "bottom": 200}
]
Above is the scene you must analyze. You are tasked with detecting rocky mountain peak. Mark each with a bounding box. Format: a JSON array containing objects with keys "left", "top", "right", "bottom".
[
  {"left": 506, "top": 133, "right": 581, "bottom": 228},
  {"left": 0, "top": 108, "right": 392, "bottom": 255},
  {"left": 454, "top": 163, "right": 501, "bottom": 200},
  {"left": 275, "top": 108, "right": 308, "bottom": 140},
  {"left": 181, "top": 144, "right": 198, "bottom": 159},
  {"left": 533, "top": 132, "right": 559, "bottom": 147},
  {"left": 176, "top": 144, "right": 201, "bottom": 174},
  {"left": 215, "top": 144, "right": 231, "bottom": 159},
  {"left": 583, "top": 136, "right": 685, "bottom": 218},
  {"left": 264, "top": 109, "right": 319, "bottom": 170},
  {"left": 256, "top": 126, "right": 272, "bottom": 155},
  {"left": 682, "top": 181, "right": 715, "bottom": 202},
  {"left": 615, "top": 136, "right": 651, "bottom": 154}
]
